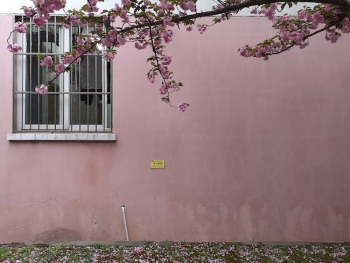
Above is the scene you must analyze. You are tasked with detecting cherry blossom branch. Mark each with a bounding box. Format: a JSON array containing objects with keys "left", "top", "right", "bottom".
[
  {"left": 7, "top": 0, "right": 350, "bottom": 112},
  {"left": 117, "top": 0, "right": 350, "bottom": 34},
  {"left": 263, "top": 13, "right": 346, "bottom": 56},
  {"left": 46, "top": 42, "right": 98, "bottom": 86}
]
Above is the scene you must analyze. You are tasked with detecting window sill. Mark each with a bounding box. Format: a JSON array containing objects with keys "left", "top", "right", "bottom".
[{"left": 7, "top": 133, "right": 117, "bottom": 141}]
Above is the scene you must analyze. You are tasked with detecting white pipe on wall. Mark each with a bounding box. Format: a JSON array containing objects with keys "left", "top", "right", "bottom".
[{"left": 121, "top": 205, "right": 129, "bottom": 241}]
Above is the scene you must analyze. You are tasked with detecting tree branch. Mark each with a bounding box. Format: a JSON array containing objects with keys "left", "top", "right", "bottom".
[
  {"left": 118, "top": 0, "right": 350, "bottom": 34},
  {"left": 262, "top": 13, "right": 346, "bottom": 56}
]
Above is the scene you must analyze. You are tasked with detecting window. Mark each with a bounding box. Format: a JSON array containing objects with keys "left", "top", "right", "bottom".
[{"left": 12, "top": 16, "right": 112, "bottom": 136}]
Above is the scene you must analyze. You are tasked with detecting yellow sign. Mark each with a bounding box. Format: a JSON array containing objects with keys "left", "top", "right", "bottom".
[{"left": 150, "top": 160, "right": 165, "bottom": 169}]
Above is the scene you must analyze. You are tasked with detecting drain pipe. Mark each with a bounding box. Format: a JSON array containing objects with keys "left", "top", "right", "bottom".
[{"left": 121, "top": 205, "right": 129, "bottom": 241}]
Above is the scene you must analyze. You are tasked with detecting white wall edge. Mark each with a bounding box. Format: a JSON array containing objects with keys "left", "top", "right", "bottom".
[{"left": 7, "top": 133, "right": 117, "bottom": 141}]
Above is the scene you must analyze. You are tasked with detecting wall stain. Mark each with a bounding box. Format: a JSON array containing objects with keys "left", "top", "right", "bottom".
[{"left": 35, "top": 228, "right": 81, "bottom": 242}]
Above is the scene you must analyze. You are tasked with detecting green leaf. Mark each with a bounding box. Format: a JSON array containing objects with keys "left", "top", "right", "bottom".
[{"left": 81, "top": 4, "right": 88, "bottom": 11}]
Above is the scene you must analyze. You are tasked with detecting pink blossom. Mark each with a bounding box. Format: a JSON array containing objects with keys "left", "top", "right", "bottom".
[
  {"left": 162, "top": 97, "right": 170, "bottom": 104},
  {"left": 297, "top": 11, "right": 307, "bottom": 19},
  {"left": 122, "top": 16, "right": 130, "bottom": 23},
  {"left": 24, "top": 7, "right": 36, "bottom": 17},
  {"left": 117, "top": 35, "right": 127, "bottom": 46},
  {"left": 103, "top": 51, "right": 116, "bottom": 62},
  {"left": 122, "top": 0, "right": 131, "bottom": 6},
  {"left": 7, "top": 43, "right": 19, "bottom": 53},
  {"left": 35, "top": 85, "right": 48, "bottom": 95},
  {"left": 154, "top": 38, "right": 162, "bottom": 46},
  {"left": 101, "top": 36, "right": 113, "bottom": 47},
  {"left": 325, "top": 4, "right": 333, "bottom": 11},
  {"left": 77, "top": 19, "right": 89, "bottom": 27},
  {"left": 325, "top": 28, "right": 340, "bottom": 43},
  {"left": 298, "top": 41, "right": 309, "bottom": 49},
  {"left": 312, "top": 11, "right": 324, "bottom": 23},
  {"left": 120, "top": 10, "right": 127, "bottom": 19},
  {"left": 159, "top": 85, "right": 167, "bottom": 95},
  {"left": 178, "top": 103, "right": 187, "bottom": 113},
  {"left": 134, "top": 246, "right": 142, "bottom": 253},
  {"left": 135, "top": 42, "right": 147, "bottom": 50},
  {"left": 62, "top": 22, "right": 71, "bottom": 29},
  {"left": 114, "top": 3, "right": 121, "bottom": 11},
  {"left": 33, "top": 16, "right": 47, "bottom": 27},
  {"left": 287, "top": 24, "right": 298, "bottom": 31},
  {"left": 30, "top": 250, "right": 35, "bottom": 260},
  {"left": 162, "top": 55, "right": 172, "bottom": 65},
  {"left": 163, "top": 16, "right": 174, "bottom": 27},
  {"left": 86, "top": 0, "right": 99, "bottom": 12},
  {"left": 62, "top": 55, "right": 75, "bottom": 64},
  {"left": 186, "top": 1, "right": 196, "bottom": 12},
  {"left": 14, "top": 22, "right": 27, "bottom": 33},
  {"left": 108, "top": 29, "right": 118, "bottom": 39},
  {"left": 198, "top": 26, "right": 207, "bottom": 34},
  {"left": 341, "top": 17, "right": 349, "bottom": 26},
  {"left": 163, "top": 35, "right": 172, "bottom": 43},
  {"left": 40, "top": 56, "right": 53, "bottom": 67},
  {"left": 55, "top": 63, "right": 65, "bottom": 73}
]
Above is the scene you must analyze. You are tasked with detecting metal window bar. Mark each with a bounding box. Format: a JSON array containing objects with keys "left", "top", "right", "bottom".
[
  {"left": 87, "top": 50, "right": 89, "bottom": 132},
  {"left": 13, "top": 15, "right": 112, "bottom": 133},
  {"left": 79, "top": 51, "right": 81, "bottom": 132},
  {"left": 46, "top": 22, "right": 48, "bottom": 132},
  {"left": 94, "top": 24, "right": 98, "bottom": 133},
  {"left": 70, "top": 24, "right": 73, "bottom": 132},
  {"left": 29, "top": 35, "right": 31, "bottom": 131},
  {"left": 54, "top": 17, "right": 57, "bottom": 132},
  {"left": 62, "top": 24, "right": 65, "bottom": 131},
  {"left": 37, "top": 25, "right": 40, "bottom": 131},
  {"left": 22, "top": 19, "right": 25, "bottom": 131}
]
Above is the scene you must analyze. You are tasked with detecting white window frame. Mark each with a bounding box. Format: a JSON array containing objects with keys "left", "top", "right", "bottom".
[{"left": 13, "top": 16, "right": 112, "bottom": 134}]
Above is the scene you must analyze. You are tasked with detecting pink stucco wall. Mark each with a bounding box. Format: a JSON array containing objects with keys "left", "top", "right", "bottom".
[{"left": 1, "top": 14, "right": 350, "bottom": 243}]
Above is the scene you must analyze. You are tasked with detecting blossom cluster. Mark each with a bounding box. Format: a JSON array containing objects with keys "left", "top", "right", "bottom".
[
  {"left": 8, "top": 0, "right": 202, "bottom": 111},
  {"left": 7, "top": 22, "right": 27, "bottom": 53},
  {"left": 7, "top": 43, "right": 19, "bottom": 53},
  {"left": 239, "top": 3, "right": 350, "bottom": 59},
  {"left": 40, "top": 56, "right": 53, "bottom": 67},
  {"left": 62, "top": 14, "right": 89, "bottom": 29},
  {"left": 35, "top": 84, "right": 49, "bottom": 95},
  {"left": 25, "top": 0, "right": 66, "bottom": 27},
  {"left": 14, "top": 22, "right": 27, "bottom": 33}
]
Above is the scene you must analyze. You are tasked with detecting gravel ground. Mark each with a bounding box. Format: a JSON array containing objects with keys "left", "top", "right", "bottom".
[{"left": 0, "top": 242, "right": 349, "bottom": 262}]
